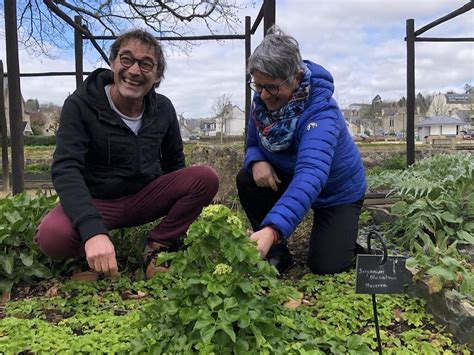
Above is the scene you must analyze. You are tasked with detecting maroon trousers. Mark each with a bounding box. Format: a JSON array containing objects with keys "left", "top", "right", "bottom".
[{"left": 35, "top": 165, "right": 219, "bottom": 258}]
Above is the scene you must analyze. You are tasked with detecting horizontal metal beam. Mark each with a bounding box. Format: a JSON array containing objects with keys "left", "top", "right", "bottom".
[
  {"left": 90, "top": 34, "right": 245, "bottom": 41},
  {"left": 415, "top": 37, "right": 474, "bottom": 42},
  {"left": 3, "top": 72, "right": 93, "bottom": 77}
]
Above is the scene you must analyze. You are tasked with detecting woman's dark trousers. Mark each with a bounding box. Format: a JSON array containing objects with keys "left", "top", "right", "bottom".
[{"left": 236, "top": 168, "right": 363, "bottom": 275}]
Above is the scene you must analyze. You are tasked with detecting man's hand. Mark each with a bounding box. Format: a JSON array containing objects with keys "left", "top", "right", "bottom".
[
  {"left": 252, "top": 161, "right": 281, "bottom": 192},
  {"left": 250, "top": 228, "right": 275, "bottom": 259},
  {"left": 84, "top": 234, "right": 118, "bottom": 277}
]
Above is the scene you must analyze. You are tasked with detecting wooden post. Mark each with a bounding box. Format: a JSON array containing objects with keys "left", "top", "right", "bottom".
[
  {"left": 4, "top": 0, "right": 24, "bottom": 194},
  {"left": 244, "top": 16, "right": 251, "bottom": 142},
  {"left": 74, "top": 16, "right": 84, "bottom": 89},
  {"left": 0, "top": 61, "right": 10, "bottom": 192},
  {"left": 406, "top": 19, "right": 415, "bottom": 166}
]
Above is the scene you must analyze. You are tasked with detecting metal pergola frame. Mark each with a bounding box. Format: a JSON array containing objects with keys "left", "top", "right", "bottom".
[
  {"left": 405, "top": 0, "right": 473, "bottom": 166},
  {"left": 2, "top": 0, "right": 276, "bottom": 194}
]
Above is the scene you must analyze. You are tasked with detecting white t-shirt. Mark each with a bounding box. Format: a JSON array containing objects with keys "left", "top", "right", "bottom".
[{"left": 104, "top": 84, "right": 143, "bottom": 135}]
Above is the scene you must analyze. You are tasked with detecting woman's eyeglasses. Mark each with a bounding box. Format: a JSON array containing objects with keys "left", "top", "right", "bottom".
[{"left": 248, "top": 77, "right": 290, "bottom": 95}]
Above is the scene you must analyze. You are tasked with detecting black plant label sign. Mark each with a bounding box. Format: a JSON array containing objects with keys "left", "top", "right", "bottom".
[{"left": 355, "top": 255, "right": 407, "bottom": 294}]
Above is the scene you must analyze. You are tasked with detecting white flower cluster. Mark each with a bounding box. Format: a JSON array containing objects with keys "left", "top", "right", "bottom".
[
  {"left": 226, "top": 215, "right": 242, "bottom": 229},
  {"left": 213, "top": 263, "right": 233, "bottom": 276},
  {"left": 201, "top": 204, "right": 224, "bottom": 218}
]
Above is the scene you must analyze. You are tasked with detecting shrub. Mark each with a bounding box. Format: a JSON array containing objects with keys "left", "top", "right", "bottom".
[
  {"left": 23, "top": 135, "right": 56, "bottom": 146},
  {"left": 132, "top": 205, "right": 370, "bottom": 354},
  {"left": 0, "top": 191, "right": 74, "bottom": 294},
  {"left": 368, "top": 153, "right": 473, "bottom": 299}
]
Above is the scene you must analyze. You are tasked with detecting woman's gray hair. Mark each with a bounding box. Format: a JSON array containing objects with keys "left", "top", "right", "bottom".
[{"left": 248, "top": 25, "right": 303, "bottom": 80}]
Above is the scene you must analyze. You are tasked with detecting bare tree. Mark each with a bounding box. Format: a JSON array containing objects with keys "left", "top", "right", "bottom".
[
  {"left": 427, "top": 94, "right": 449, "bottom": 117},
  {"left": 5, "top": 0, "right": 245, "bottom": 59},
  {"left": 212, "top": 93, "right": 232, "bottom": 145}
]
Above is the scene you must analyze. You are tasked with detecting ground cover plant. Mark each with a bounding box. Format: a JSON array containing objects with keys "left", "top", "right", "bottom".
[
  {"left": 368, "top": 153, "right": 474, "bottom": 300},
  {"left": 0, "top": 199, "right": 471, "bottom": 353},
  {"left": 0, "top": 191, "right": 70, "bottom": 295}
]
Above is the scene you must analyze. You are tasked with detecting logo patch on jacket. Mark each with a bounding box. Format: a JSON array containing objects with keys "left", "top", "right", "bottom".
[{"left": 306, "top": 122, "right": 318, "bottom": 131}]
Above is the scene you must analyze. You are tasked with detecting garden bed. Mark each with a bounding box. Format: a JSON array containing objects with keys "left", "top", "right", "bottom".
[
  {"left": 1, "top": 150, "right": 472, "bottom": 352},
  {"left": 1, "top": 203, "right": 471, "bottom": 353}
]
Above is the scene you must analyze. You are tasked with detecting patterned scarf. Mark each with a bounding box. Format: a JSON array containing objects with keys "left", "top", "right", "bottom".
[{"left": 252, "top": 64, "right": 311, "bottom": 152}]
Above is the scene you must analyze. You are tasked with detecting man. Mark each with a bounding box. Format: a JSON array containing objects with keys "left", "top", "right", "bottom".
[{"left": 36, "top": 29, "right": 219, "bottom": 279}]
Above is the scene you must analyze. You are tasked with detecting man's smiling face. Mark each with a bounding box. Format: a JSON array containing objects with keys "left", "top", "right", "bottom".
[{"left": 110, "top": 38, "right": 159, "bottom": 110}]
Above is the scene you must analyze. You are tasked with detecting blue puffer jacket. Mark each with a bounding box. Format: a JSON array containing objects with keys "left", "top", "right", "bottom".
[{"left": 244, "top": 60, "right": 366, "bottom": 240}]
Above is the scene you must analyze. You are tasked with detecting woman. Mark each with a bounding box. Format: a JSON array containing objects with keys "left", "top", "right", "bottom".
[{"left": 237, "top": 26, "right": 366, "bottom": 275}]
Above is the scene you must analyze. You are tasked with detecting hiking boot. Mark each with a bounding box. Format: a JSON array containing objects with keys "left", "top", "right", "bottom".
[
  {"left": 266, "top": 244, "right": 293, "bottom": 275},
  {"left": 143, "top": 242, "right": 170, "bottom": 279}
]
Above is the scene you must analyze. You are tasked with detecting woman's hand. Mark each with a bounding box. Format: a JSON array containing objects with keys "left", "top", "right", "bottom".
[
  {"left": 252, "top": 161, "right": 281, "bottom": 191},
  {"left": 250, "top": 227, "right": 276, "bottom": 258}
]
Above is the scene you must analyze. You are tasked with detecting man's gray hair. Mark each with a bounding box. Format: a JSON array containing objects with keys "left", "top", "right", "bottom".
[
  {"left": 109, "top": 29, "right": 166, "bottom": 82},
  {"left": 248, "top": 25, "right": 303, "bottom": 80}
]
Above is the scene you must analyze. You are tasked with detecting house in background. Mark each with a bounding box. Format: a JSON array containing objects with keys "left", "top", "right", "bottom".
[
  {"left": 178, "top": 114, "right": 202, "bottom": 141},
  {"left": 454, "top": 110, "right": 472, "bottom": 124},
  {"left": 427, "top": 93, "right": 473, "bottom": 121},
  {"left": 380, "top": 107, "right": 424, "bottom": 137},
  {"left": 3, "top": 77, "right": 33, "bottom": 135},
  {"left": 24, "top": 99, "right": 61, "bottom": 135},
  {"left": 416, "top": 115, "right": 467, "bottom": 139},
  {"left": 222, "top": 105, "right": 245, "bottom": 136},
  {"left": 198, "top": 105, "right": 245, "bottom": 138},
  {"left": 341, "top": 108, "right": 362, "bottom": 136},
  {"left": 200, "top": 118, "right": 217, "bottom": 137}
]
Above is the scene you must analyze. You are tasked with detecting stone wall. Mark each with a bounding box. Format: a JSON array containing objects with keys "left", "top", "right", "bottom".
[
  {"left": 188, "top": 145, "right": 462, "bottom": 202},
  {"left": 359, "top": 148, "right": 457, "bottom": 168},
  {"left": 189, "top": 145, "right": 243, "bottom": 203}
]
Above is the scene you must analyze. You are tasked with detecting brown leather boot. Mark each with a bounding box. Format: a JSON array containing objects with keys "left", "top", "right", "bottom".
[{"left": 143, "top": 242, "right": 170, "bottom": 279}]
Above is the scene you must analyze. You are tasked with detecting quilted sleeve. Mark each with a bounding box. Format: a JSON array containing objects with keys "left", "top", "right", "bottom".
[{"left": 261, "top": 108, "right": 342, "bottom": 239}]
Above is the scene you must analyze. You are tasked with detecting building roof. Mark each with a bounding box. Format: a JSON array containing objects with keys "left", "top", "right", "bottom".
[
  {"left": 184, "top": 118, "right": 201, "bottom": 130},
  {"left": 454, "top": 110, "right": 472, "bottom": 122},
  {"left": 416, "top": 115, "right": 465, "bottom": 127},
  {"left": 381, "top": 107, "right": 398, "bottom": 117},
  {"left": 445, "top": 93, "right": 471, "bottom": 104},
  {"left": 348, "top": 103, "right": 370, "bottom": 109}
]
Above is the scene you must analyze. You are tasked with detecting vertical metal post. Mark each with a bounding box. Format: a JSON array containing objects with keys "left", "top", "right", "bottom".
[
  {"left": 0, "top": 61, "right": 10, "bottom": 192},
  {"left": 74, "top": 16, "right": 84, "bottom": 89},
  {"left": 263, "top": 0, "right": 276, "bottom": 35},
  {"left": 4, "top": 0, "right": 24, "bottom": 194},
  {"left": 244, "top": 16, "right": 251, "bottom": 142},
  {"left": 406, "top": 19, "right": 415, "bottom": 167}
]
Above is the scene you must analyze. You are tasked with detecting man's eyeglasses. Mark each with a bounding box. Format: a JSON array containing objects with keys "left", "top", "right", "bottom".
[
  {"left": 248, "top": 77, "right": 290, "bottom": 96},
  {"left": 119, "top": 54, "right": 155, "bottom": 73}
]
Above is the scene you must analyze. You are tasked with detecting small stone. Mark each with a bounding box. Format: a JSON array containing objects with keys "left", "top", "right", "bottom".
[
  {"left": 284, "top": 298, "right": 302, "bottom": 309},
  {"left": 1, "top": 292, "right": 11, "bottom": 303}
]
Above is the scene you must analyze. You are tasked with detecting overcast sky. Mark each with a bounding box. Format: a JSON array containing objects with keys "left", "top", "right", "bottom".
[{"left": 1, "top": 0, "right": 473, "bottom": 118}]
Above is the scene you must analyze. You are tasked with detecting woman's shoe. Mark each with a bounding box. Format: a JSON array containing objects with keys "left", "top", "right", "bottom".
[{"left": 266, "top": 244, "right": 293, "bottom": 274}]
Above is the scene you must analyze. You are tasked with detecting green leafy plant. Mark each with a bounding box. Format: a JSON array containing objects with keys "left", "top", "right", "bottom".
[
  {"left": 1, "top": 203, "right": 470, "bottom": 353},
  {"left": 297, "top": 273, "right": 469, "bottom": 354},
  {"left": 0, "top": 191, "right": 74, "bottom": 294},
  {"left": 359, "top": 210, "right": 373, "bottom": 227},
  {"left": 406, "top": 234, "right": 473, "bottom": 298},
  {"left": 367, "top": 153, "right": 406, "bottom": 176},
  {"left": 368, "top": 153, "right": 474, "bottom": 299},
  {"left": 132, "top": 205, "right": 371, "bottom": 354}
]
